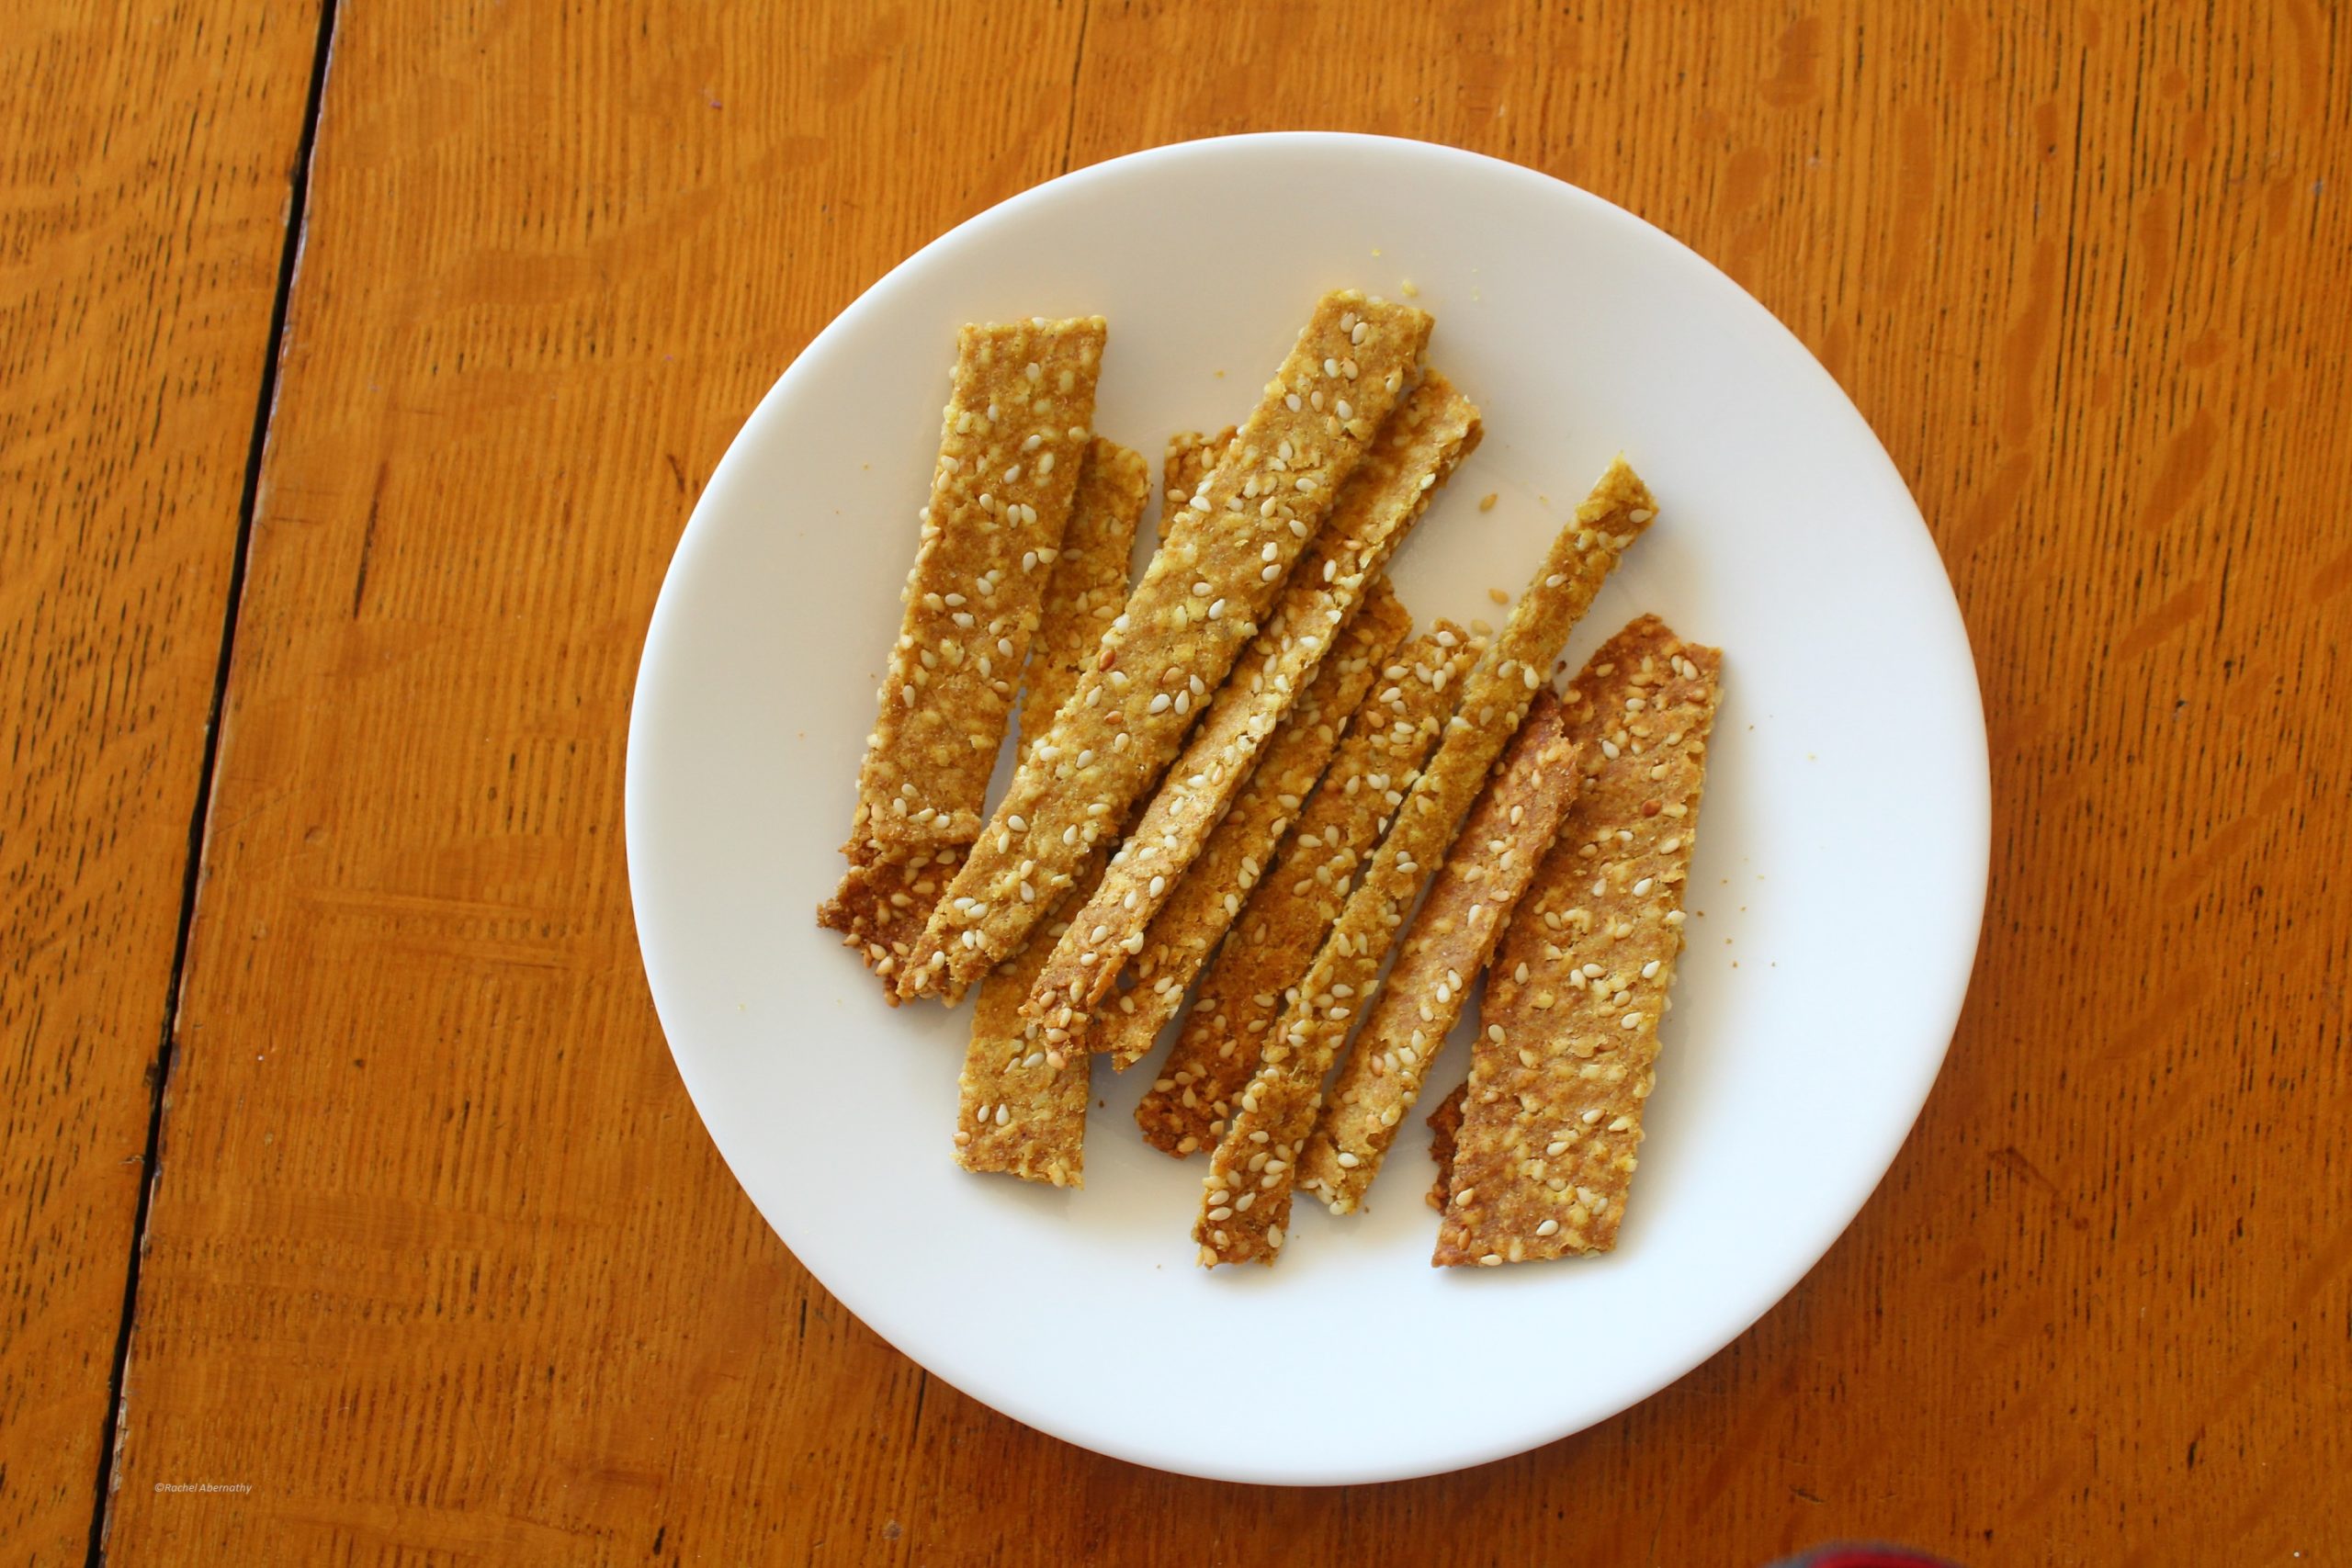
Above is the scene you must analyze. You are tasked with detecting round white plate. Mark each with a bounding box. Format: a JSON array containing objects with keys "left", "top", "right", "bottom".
[{"left": 628, "top": 133, "right": 1987, "bottom": 1484}]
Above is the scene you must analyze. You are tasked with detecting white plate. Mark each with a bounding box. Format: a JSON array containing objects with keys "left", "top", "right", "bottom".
[{"left": 627, "top": 133, "right": 1987, "bottom": 1484}]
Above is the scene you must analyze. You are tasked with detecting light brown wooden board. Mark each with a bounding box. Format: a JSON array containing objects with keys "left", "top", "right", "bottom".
[
  {"left": 0, "top": 3, "right": 325, "bottom": 1560},
  {"left": 69, "top": 2, "right": 2352, "bottom": 1562}
]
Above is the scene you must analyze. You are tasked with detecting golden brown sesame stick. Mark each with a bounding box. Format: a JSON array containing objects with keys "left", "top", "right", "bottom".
[
  {"left": 1296, "top": 693, "right": 1579, "bottom": 1213},
  {"left": 816, "top": 830, "right": 965, "bottom": 997},
  {"left": 1024, "top": 375, "right": 1482, "bottom": 1042},
  {"left": 853, "top": 317, "right": 1107, "bottom": 849},
  {"left": 1193, "top": 457, "right": 1659, "bottom": 1266},
  {"left": 1435, "top": 616, "right": 1722, "bottom": 1266},
  {"left": 1135, "top": 624, "right": 1481, "bottom": 1156},
  {"left": 899, "top": 292, "right": 1433, "bottom": 1001},
  {"left": 821, "top": 421, "right": 1138, "bottom": 994},
  {"left": 1426, "top": 1082, "right": 1465, "bottom": 1211},
  {"left": 1021, "top": 438, "right": 1150, "bottom": 744},
  {"left": 1088, "top": 582, "right": 1409, "bottom": 1072},
  {"left": 951, "top": 444, "right": 1152, "bottom": 1179},
  {"left": 1163, "top": 427, "right": 1236, "bottom": 514},
  {"left": 954, "top": 854, "right": 1109, "bottom": 1186}
]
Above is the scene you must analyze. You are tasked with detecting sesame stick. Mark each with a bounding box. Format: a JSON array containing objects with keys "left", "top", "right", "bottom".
[
  {"left": 1021, "top": 438, "right": 1150, "bottom": 744},
  {"left": 1425, "top": 1081, "right": 1466, "bottom": 1211},
  {"left": 1136, "top": 624, "right": 1481, "bottom": 1156},
  {"left": 899, "top": 292, "right": 1433, "bottom": 1000},
  {"left": 1026, "top": 374, "right": 1482, "bottom": 1043},
  {"left": 852, "top": 317, "right": 1106, "bottom": 849},
  {"left": 1161, "top": 427, "right": 1236, "bottom": 522},
  {"left": 1193, "top": 457, "right": 1659, "bottom": 1266},
  {"left": 954, "top": 856, "right": 1107, "bottom": 1186},
  {"left": 1434, "top": 615, "right": 1722, "bottom": 1266},
  {"left": 1297, "top": 691, "right": 1580, "bottom": 1213},
  {"left": 1084, "top": 582, "right": 1408, "bottom": 1072},
  {"left": 820, "top": 413, "right": 1136, "bottom": 993},
  {"left": 951, "top": 449, "right": 1151, "bottom": 1180}
]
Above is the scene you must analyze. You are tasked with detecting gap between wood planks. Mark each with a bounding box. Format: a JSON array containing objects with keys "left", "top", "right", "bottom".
[{"left": 85, "top": 3, "right": 344, "bottom": 1562}]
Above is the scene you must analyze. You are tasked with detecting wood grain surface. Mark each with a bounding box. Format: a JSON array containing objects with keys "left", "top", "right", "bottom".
[
  {"left": 0, "top": 5, "right": 323, "bottom": 1562},
  {"left": 14, "top": 0, "right": 2347, "bottom": 1562}
]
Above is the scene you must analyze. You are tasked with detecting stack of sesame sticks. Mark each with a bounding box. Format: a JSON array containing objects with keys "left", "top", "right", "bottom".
[{"left": 827, "top": 291, "right": 1722, "bottom": 1270}]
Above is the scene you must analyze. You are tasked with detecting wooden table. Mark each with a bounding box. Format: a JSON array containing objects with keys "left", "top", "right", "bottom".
[{"left": 6, "top": 3, "right": 2346, "bottom": 1562}]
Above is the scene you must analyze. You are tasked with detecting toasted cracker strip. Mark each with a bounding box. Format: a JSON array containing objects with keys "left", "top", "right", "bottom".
[
  {"left": 1134, "top": 624, "right": 1481, "bottom": 1155},
  {"left": 854, "top": 317, "right": 1107, "bottom": 848},
  {"left": 1193, "top": 458, "right": 1659, "bottom": 1266},
  {"left": 849, "top": 437, "right": 1174, "bottom": 1004},
  {"left": 816, "top": 834, "right": 965, "bottom": 994},
  {"left": 1163, "top": 427, "right": 1236, "bottom": 513},
  {"left": 819, "top": 320, "right": 1107, "bottom": 980},
  {"left": 1026, "top": 376, "right": 1483, "bottom": 1039},
  {"left": 1435, "top": 617, "right": 1722, "bottom": 1265},
  {"left": 952, "top": 445, "right": 1150, "bottom": 1180},
  {"left": 1426, "top": 1082, "right": 1465, "bottom": 1210},
  {"left": 899, "top": 293, "right": 1434, "bottom": 1000},
  {"left": 1022, "top": 438, "right": 1151, "bottom": 743},
  {"left": 1297, "top": 693, "right": 1579, "bottom": 1213},
  {"left": 955, "top": 855, "right": 1109, "bottom": 1186},
  {"left": 1089, "top": 583, "right": 1409, "bottom": 1071},
  {"left": 822, "top": 428, "right": 1140, "bottom": 991}
]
